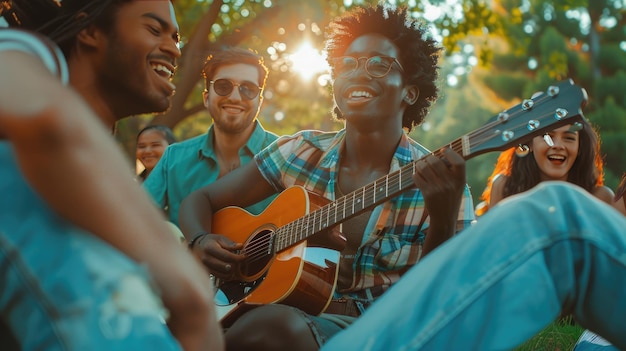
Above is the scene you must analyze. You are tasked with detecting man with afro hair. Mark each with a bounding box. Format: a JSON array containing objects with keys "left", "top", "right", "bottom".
[{"left": 179, "top": 4, "right": 473, "bottom": 350}]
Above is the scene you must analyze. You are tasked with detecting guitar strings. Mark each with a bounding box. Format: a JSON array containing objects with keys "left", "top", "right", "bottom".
[
  {"left": 241, "top": 109, "right": 556, "bottom": 263},
  {"left": 240, "top": 91, "right": 566, "bottom": 263},
  {"left": 242, "top": 111, "right": 550, "bottom": 262}
]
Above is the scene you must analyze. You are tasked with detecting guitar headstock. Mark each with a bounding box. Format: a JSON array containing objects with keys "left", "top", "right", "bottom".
[{"left": 466, "top": 79, "right": 588, "bottom": 158}]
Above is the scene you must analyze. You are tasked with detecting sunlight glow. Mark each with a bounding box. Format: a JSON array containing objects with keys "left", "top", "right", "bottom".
[
  {"left": 289, "top": 42, "right": 329, "bottom": 81},
  {"left": 421, "top": 0, "right": 464, "bottom": 22},
  {"left": 447, "top": 74, "right": 459, "bottom": 87}
]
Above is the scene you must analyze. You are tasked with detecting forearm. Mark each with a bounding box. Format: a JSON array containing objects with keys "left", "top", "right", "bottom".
[
  {"left": 1, "top": 53, "right": 166, "bottom": 257},
  {"left": 421, "top": 214, "right": 458, "bottom": 256},
  {"left": 178, "top": 162, "right": 275, "bottom": 240},
  {"left": 2, "top": 54, "right": 223, "bottom": 350},
  {"left": 7, "top": 96, "right": 164, "bottom": 251},
  {"left": 421, "top": 191, "right": 465, "bottom": 256},
  {"left": 179, "top": 189, "right": 216, "bottom": 241}
]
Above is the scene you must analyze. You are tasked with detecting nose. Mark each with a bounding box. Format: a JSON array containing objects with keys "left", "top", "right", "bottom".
[
  {"left": 228, "top": 86, "right": 244, "bottom": 101},
  {"left": 140, "top": 146, "right": 154, "bottom": 154},
  {"left": 162, "top": 37, "right": 181, "bottom": 61}
]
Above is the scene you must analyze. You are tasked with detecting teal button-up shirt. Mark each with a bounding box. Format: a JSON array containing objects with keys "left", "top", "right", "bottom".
[{"left": 144, "top": 121, "right": 278, "bottom": 226}]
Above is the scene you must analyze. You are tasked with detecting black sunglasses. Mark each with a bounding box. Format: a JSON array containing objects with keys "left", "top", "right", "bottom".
[
  {"left": 331, "top": 55, "right": 404, "bottom": 78},
  {"left": 208, "top": 79, "right": 261, "bottom": 100}
]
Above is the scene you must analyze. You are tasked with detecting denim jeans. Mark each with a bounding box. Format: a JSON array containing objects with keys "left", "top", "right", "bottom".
[
  {"left": 322, "top": 182, "right": 626, "bottom": 351},
  {"left": 0, "top": 144, "right": 181, "bottom": 350}
]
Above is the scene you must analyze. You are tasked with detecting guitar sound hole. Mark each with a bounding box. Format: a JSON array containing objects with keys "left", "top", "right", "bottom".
[
  {"left": 214, "top": 229, "right": 274, "bottom": 306},
  {"left": 240, "top": 229, "right": 274, "bottom": 278}
]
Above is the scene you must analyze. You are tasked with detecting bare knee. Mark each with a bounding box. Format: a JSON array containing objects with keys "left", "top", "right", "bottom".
[{"left": 225, "top": 304, "right": 318, "bottom": 351}]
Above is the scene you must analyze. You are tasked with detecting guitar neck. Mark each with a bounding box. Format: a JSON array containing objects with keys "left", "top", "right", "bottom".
[
  {"left": 274, "top": 138, "right": 468, "bottom": 252},
  {"left": 274, "top": 80, "right": 587, "bottom": 252}
]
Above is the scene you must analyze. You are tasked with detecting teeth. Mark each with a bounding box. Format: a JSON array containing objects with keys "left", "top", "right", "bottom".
[
  {"left": 350, "top": 90, "right": 373, "bottom": 98},
  {"left": 548, "top": 155, "right": 565, "bottom": 161},
  {"left": 152, "top": 64, "right": 173, "bottom": 78}
]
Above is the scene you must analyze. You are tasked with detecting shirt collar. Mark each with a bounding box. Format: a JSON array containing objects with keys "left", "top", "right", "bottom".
[
  {"left": 198, "top": 121, "right": 267, "bottom": 160},
  {"left": 313, "top": 130, "right": 415, "bottom": 170},
  {"left": 393, "top": 133, "right": 416, "bottom": 167}
]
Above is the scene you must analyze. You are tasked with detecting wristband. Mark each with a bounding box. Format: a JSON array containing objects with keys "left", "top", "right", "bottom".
[{"left": 188, "top": 231, "right": 209, "bottom": 249}]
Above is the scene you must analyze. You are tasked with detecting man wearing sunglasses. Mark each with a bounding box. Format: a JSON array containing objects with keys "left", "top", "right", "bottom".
[
  {"left": 179, "top": 4, "right": 473, "bottom": 349},
  {"left": 144, "top": 47, "right": 278, "bottom": 228}
]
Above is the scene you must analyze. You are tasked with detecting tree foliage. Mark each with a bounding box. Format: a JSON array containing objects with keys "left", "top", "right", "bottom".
[
  {"left": 116, "top": 0, "right": 626, "bottom": 201},
  {"left": 483, "top": 0, "right": 626, "bottom": 188}
]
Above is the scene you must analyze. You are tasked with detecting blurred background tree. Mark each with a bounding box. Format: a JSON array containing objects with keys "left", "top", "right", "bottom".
[
  {"left": 478, "top": 0, "right": 626, "bottom": 191},
  {"left": 116, "top": 0, "right": 626, "bottom": 205}
]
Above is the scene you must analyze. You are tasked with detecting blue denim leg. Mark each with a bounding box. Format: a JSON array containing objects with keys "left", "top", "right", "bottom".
[
  {"left": 0, "top": 226, "right": 182, "bottom": 351},
  {"left": 322, "top": 182, "right": 626, "bottom": 351},
  {"left": 0, "top": 143, "right": 181, "bottom": 350}
]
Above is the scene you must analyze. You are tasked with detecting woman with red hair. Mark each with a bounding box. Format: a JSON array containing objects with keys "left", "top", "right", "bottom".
[{"left": 477, "top": 118, "right": 613, "bottom": 216}]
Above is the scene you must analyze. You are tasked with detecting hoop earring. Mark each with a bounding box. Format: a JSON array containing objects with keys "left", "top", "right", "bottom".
[{"left": 515, "top": 144, "right": 530, "bottom": 157}]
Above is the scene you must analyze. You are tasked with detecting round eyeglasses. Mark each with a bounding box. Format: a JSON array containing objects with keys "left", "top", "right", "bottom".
[
  {"left": 208, "top": 79, "right": 261, "bottom": 100},
  {"left": 331, "top": 55, "right": 404, "bottom": 78}
]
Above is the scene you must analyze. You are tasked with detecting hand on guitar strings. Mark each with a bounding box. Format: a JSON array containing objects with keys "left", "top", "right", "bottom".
[
  {"left": 192, "top": 233, "right": 246, "bottom": 281},
  {"left": 411, "top": 148, "right": 466, "bottom": 226}
]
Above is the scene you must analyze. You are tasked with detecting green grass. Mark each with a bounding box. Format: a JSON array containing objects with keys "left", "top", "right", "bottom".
[{"left": 515, "top": 317, "right": 584, "bottom": 351}]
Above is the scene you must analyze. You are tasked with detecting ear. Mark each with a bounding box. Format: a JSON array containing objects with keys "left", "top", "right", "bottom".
[
  {"left": 403, "top": 85, "right": 419, "bottom": 105},
  {"left": 202, "top": 90, "right": 210, "bottom": 107},
  {"left": 75, "top": 18, "right": 103, "bottom": 50}
]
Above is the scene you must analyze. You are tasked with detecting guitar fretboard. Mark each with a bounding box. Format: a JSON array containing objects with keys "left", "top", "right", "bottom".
[
  {"left": 274, "top": 139, "right": 469, "bottom": 252},
  {"left": 272, "top": 79, "right": 585, "bottom": 252}
]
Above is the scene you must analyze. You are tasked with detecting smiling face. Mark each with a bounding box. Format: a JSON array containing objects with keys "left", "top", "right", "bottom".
[
  {"left": 98, "top": 1, "right": 180, "bottom": 119},
  {"left": 531, "top": 124, "right": 580, "bottom": 181},
  {"left": 332, "top": 33, "right": 414, "bottom": 131},
  {"left": 136, "top": 129, "right": 170, "bottom": 171},
  {"left": 203, "top": 63, "right": 262, "bottom": 135}
]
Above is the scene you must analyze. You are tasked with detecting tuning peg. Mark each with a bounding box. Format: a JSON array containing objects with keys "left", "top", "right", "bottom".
[
  {"left": 547, "top": 85, "right": 560, "bottom": 97},
  {"left": 516, "top": 144, "right": 530, "bottom": 157},
  {"left": 569, "top": 122, "right": 583, "bottom": 132},
  {"left": 522, "top": 99, "right": 534, "bottom": 111}
]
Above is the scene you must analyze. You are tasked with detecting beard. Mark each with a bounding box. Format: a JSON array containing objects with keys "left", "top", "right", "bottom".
[{"left": 97, "top": 33, "right": 173, "bottom": 120}]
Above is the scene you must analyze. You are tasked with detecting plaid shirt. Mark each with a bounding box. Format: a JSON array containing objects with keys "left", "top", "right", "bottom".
[{"left": 255, "top": 129, "right": 475, "bottom": 302}]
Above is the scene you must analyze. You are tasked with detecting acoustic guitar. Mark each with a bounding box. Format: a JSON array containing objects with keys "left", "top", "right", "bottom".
[{"left": 212, "top": 79, "right": 588, "bottom": 325}]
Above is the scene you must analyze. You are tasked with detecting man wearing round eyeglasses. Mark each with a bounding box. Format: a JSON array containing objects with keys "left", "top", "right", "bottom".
[
  {"left": 179, "top": 4, "right": 474, "bottom": 350},
  {"left": 144, "top": 47, "right": 278, "bottom": 228}
]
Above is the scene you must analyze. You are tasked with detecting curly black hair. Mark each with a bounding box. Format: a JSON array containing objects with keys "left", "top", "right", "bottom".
[{"left": 325, "top": 4, "right": 442, "bottom": 131}]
